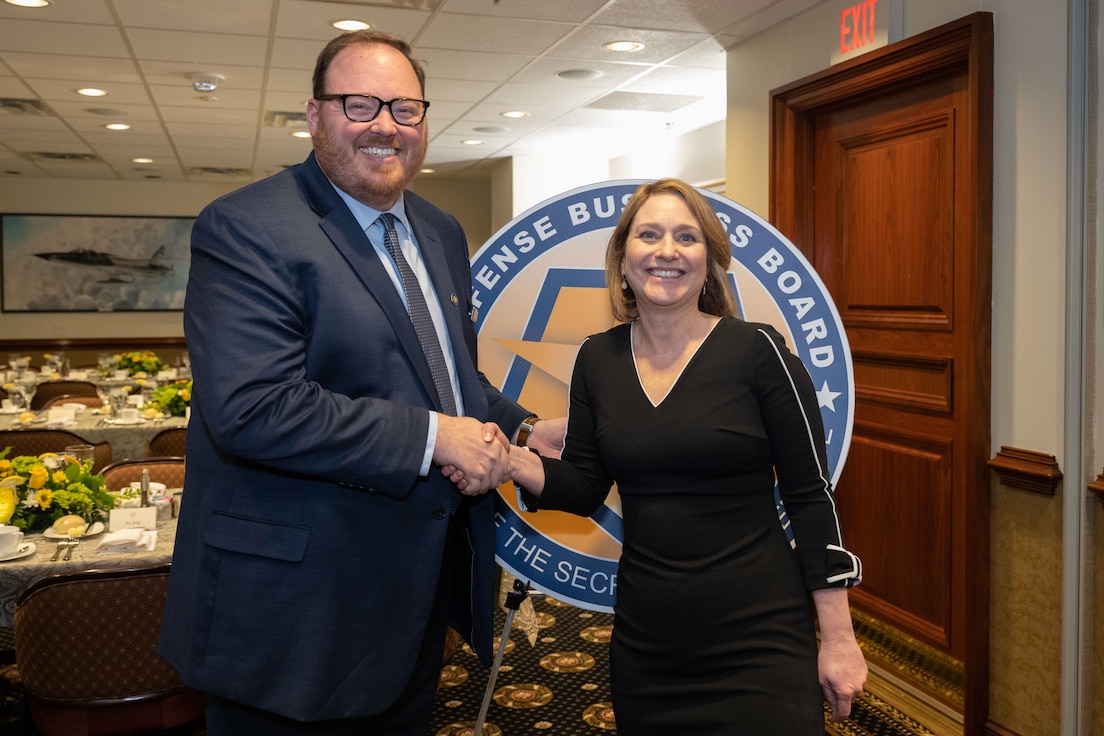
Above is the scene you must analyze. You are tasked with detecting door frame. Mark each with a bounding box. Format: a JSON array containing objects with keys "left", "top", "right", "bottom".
[{"left": 768, "top": 13, "right": 993, "bottom": 735}]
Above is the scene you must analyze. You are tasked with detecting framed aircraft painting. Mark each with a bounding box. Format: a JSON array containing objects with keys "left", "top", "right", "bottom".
[{"left": 1, "top": 214, "right": 193, "bottom": 312}]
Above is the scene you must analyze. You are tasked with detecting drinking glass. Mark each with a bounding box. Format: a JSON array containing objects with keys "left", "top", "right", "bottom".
[
  {"left": 12, "top": 375, "right": 36, "bottom": 410},
  {"left": 64, "top": 444, "right": 95, "bottom": 467},
  {"left": 95, "top": 381, "right": 113, "bottom": 410},
  {"left": 109, "top": 388, "right": 129, "bottom": 417},
  {"left": 141, "top": 379, "right": 158, "bottom": 407}
]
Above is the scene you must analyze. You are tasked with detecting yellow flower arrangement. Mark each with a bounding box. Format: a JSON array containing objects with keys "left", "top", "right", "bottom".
[
  {"left": 112, "top": 351, "right": 164, "bottom": 376},
  {"left": 150, "top": 379, "right": 193, "bottom": 417},
  {"left": 0, "top": 448, "right": 114, "bottom": 533}
]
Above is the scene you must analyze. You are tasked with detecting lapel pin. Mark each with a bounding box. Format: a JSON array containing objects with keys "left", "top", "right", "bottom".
[{"left": 451, "top": 294, "right": 459, "bottom": 305}]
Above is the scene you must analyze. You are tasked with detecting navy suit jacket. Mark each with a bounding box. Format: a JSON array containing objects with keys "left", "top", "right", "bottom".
[{"left": 159, "top": 152, "right": 527, "bottom": 721}]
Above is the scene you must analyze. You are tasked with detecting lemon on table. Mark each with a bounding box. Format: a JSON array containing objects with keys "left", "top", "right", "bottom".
[{"left": 0, "top": 482, "right": 18, "bottom": 524}]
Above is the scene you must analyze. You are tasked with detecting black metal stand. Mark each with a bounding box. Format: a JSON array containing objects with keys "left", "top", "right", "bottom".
[{"left": 472, "top": 578, "right": 530, "bottom": 736}]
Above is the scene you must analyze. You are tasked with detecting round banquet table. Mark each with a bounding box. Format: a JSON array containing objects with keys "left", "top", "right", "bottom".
[{"left": 0, "top": 516, "right": 179, "bottom": 628}]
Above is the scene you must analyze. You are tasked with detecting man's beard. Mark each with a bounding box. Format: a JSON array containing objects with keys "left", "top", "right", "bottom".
[{"left": 312, "top": 121, "right": 426, "bottom": 208}]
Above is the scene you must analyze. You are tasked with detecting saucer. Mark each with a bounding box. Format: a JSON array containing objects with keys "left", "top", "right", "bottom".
[
  {"left": 0, "top": 542, "right": 35, "bottom": 562},
  {"left": 44, "top": 521, "right": 105, "bottom": 539}
]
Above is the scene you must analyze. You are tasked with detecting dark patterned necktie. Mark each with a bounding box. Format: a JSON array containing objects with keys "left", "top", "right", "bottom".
[{"left": 378, "top": 213, "right": 457, "bottom": 416}]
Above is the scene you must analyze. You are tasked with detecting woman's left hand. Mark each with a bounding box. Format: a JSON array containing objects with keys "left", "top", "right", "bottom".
[{"left": 818, "top": 635, "right": 868, "bottom": 721}]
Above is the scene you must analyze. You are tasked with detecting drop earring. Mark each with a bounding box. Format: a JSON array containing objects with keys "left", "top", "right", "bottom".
[{"left": 622, "top": 277, "right": 628, "bottom": 290}]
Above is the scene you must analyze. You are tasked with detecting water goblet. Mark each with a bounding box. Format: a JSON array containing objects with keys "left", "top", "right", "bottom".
[
  {"left": 95, "top": 381, "right": 113, "bottom": 411},
  {"left": 64, "top": 444, "right": 95, "bottom": 467},
  {"left": 109, "top": 388, "right": 129, "bottom": 418}
]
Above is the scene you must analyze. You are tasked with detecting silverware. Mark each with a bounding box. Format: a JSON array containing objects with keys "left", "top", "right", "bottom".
[{"left": 50, "top": 539, "right": 78, "bottom": 561}]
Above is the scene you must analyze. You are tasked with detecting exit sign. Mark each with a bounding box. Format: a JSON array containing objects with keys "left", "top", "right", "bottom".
[{"left": 829, "top": 0, "right": 904, "bottom": 64}]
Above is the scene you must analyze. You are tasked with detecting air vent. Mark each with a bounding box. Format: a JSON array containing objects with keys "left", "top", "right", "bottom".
[
  {"left": 584, "top": 91, "right": 703, "bottom": 113},
  {"left": 263, "top": 110, "right": 307, "bottom": 128},
  {"left": 0, "top": 98, "right": 54, "bottom": 116},
  {"left": 187, "top": 166, "right": 252, "bottom": 177},
  {"left": 24, "top": 152, "right": 100, "bottom": 162}
]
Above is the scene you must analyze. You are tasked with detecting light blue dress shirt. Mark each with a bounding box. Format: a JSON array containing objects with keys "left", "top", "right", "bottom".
[{"left": 333, "top": 186, "right": 465, "bottom": 476}]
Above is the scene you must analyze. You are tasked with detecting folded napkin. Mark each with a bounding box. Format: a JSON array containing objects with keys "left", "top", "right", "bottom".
[
  {"left": 96, "top": 529, "right": 158, "bottom": 554},
  {"left": 44, "top": 419, "right": 76, "bottom": 429}
]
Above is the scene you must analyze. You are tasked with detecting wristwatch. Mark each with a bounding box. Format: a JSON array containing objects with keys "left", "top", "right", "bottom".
[{"left": 516, "top": 415, "right": 539, "bottom": 447}]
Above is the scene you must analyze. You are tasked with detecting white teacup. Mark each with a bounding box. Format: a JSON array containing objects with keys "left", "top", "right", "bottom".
[
  {"left": 0, "top": 525, "right": 23, "bottom": 556},
  {"left": 113, "top": 369, "right": 129, "bottom": 380},
  {"left": 119, "top": 407, "right": 140, "bottom": 423}
]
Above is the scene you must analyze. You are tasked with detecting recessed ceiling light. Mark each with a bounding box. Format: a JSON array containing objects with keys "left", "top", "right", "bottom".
[
  {"left": 131, "top": 157, "right": 153, "bottom": 164},
  {"left": 604, "top": 40, "right": 644, "bottom": 53},
  {"left": 4, "top": 0, "right": 51, "bottom": 7},
  {"left": 333, "top": 19, "right": 370, "bottom": 31},
  {"left": 500, "top": 111, "right": 528, "bottom": 119},
  {"left": 556, "top": 68, "right": 603, "bottom": 81},
  {"left": 76, "top": 88, "right": 108, "bottom": 97},
  {"left": 105, "top": 123, "right": 130, "bottom": 131},
  {"left": 420, "top": 168, "right": 435, "bottom": 174},
  {"left": 291, "top": 131, "right": 312, "bottom": 139},
  {"left": 461, "top": 139, "right": 484, "bottom": 146}
]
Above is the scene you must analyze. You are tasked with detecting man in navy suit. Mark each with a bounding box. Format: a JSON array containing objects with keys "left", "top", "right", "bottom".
[{"left": 160, "top": 30, "right": 561, "bottom": 735}]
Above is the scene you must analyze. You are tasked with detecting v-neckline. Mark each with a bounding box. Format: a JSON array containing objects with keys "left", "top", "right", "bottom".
[{"left": 630, "top": 318, "right": 721, "bottom": 408}]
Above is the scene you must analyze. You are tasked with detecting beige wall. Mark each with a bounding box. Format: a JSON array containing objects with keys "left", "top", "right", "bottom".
[{"left": 725, "top": 1, "right": 1083, "bottom": 733}]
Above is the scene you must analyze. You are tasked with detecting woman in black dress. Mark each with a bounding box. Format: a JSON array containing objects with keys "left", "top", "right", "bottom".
[{"left": 454, "top": 179, "right": 867, "bottom": 734}]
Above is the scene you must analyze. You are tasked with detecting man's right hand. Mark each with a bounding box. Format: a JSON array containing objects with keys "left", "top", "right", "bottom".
[{"left": 432, "top": 415, "right": 510, "bottom": 494}]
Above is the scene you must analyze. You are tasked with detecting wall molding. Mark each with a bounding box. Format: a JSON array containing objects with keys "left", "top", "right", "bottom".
[
  {"left": 984, "top": 718, "right": 1023, "bottom": 736},
  {"left": 1088, "top": 470, "right": 1104, "bottom": 505},
  {"left": 986, "top": 446, "right": 1063, "bottom": 495}
]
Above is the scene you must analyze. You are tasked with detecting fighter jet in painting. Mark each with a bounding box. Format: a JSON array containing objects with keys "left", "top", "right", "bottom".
[{"left": 33, "top": 245, "right": 173, "bottom": 282}]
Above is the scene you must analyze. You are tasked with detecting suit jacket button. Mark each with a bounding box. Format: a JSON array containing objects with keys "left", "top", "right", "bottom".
[{"left": 432, "top": 508, "right": 446, "bottom": 520}]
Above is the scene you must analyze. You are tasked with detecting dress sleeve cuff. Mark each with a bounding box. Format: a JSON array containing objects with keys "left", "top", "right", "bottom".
[{"left": 806, "top": 544, "right": 863, "bottom": 588}]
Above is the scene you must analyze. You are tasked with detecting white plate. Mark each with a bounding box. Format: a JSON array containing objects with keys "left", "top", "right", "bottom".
[
  {"left": 0, "top": 542, "right": 35, "bottom": 562},
  {"left": 44, "top": 521, "right": 105, "bottom": 539}
]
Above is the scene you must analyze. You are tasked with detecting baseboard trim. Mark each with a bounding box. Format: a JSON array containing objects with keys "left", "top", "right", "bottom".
[{"left": 983, "top": 720, "right": 1023, "bottom": 736}]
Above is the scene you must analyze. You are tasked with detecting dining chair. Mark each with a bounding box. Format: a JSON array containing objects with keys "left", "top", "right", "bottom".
[
  {"left": 100, "top": 457, "right": 185, "bottom": 492},
  {"left": 146, "top": 427, "right": 187, "bottom": 458},
  {"left": 29, "top": 380, "right": 99, "bottom": 411},
  {"left": 40, "top": 394, "right": 104, "bottom": 410},
  {"left": 0, "top": 429, "right": 112, "bottom": 473},
  {"left": 13, "top": 564, "right": 205, "bottom": 736}
]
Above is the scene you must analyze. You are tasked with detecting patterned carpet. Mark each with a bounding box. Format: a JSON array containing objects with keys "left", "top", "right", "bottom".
[
  {"left": 430, "top": 594, "right": 938, "bottom": 736},
  {"left": 0, "top": 597, "right": 944, "bottom": 735}
]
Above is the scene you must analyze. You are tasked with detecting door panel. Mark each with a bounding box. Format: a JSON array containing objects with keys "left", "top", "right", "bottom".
[{"left": 770, "top": 13, "right": 992, "bottom": 734}]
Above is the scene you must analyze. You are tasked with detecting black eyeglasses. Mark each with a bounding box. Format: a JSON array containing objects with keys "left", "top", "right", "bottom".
[{"left": 316, "top": 94, "right": 430, "bottom": 126}]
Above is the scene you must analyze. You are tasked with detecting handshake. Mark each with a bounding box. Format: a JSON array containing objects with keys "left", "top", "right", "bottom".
[{"left": 433, "top": 415, "right": 563, "bottom": 496}]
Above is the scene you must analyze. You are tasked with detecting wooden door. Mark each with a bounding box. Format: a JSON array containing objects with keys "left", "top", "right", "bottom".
[{"left": 770, "top": 14, "right": 992, "bottom": 734}]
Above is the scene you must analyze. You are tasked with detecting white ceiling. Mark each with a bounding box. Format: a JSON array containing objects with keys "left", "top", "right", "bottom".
[{"left": 0, "top": 0, "right": 823, "bottom": 184}]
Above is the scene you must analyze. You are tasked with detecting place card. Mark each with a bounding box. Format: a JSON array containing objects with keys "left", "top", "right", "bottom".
[{"left": 109, "top": 507, "right": 158, "bottom": 532}]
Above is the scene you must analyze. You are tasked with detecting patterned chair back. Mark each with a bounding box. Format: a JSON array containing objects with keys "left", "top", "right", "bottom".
[
  {"left": 29, "top": 381, "right": 99, "bottom": 411},
  {"left": 13, "top": 564, "right": 204, "bottom": 735},
  {"left": 146, "top": 427, "right": 187, "bottom": 458},
  {"left": 41, "top": 395, "right": 103, "bottom": 410},
  {"left": 101, "top": 458, "right": 185, "bottom": 492},
  {"left": 0, "top": 430, "right": 112, "bottom": 473}
]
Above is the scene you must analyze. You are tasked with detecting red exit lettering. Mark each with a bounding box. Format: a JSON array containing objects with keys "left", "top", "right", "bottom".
[{"left": 840, "top": 0, "right": 879, "bottom": 55}]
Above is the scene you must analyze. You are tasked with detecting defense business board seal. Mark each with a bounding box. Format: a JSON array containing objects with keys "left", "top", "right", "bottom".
[{"left": 472, "top": 180, "right": 853, "bottom": 612}]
